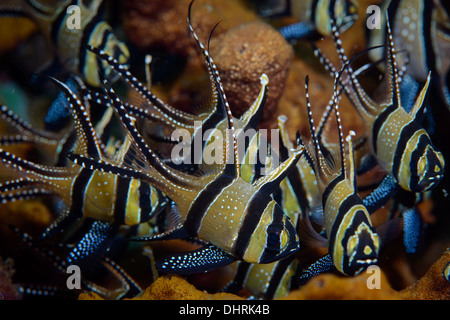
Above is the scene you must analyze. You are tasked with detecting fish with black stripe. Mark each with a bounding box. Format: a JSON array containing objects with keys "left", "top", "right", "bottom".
[
  {"left": 0, "top": 0, "right": 129, "bottom": 87},
  {"left": 255, "top": 0, "right": 358, "bottom": 42},
  {"left": 300, "top": 73, "right": 380, "bottom": 277},
  {"left": 10, "top": 219, "right": 145, "bottom": 299},
  {"left": 67, "top": 1, "right": 302, "bottom": 274},
  {"left": 314, "top": 17, "right": 445, "bottom": 194},
  {"left": 221, "top": 117, "right": 310, "bottom": 299},
  {"left": 0, "top": 79, "right": 168, "bottom": 241},
  {"left": 84, "top": 44, "right": 269, "bottom": 174},
  {"left": 368, "top": 0, "right": 450, "bottom": 111}
]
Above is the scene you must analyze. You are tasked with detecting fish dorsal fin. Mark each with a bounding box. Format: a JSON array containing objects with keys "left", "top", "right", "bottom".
[
  {"left": 304, "top": 75, "right": 333, "bottom": 181},
  {"left": 409, "top": 72, "right": 431, "bottom": 122},
  {"left": 144, "top": 54, "right": 152, "bottom": 90},
  {"left": 239, "top": 74, "right": 269, "bottom": 130},
  {"left": 345, "top": 130, "right": 357, "bottom": 188},
  {"left": 331, "top": 71, "right": 347, "bottom": 180},
  {"left": 277, "top": 115, "right": 293, "bottom": 155},
  {"left": 87, "top": 46, "right": 195, "bottom": 130},
  {"left": 49, "top": 77, "right": 103, "bottom": 159},
  {"left": 385, "top": 16, "right": 402, "bottom": 110},
  {"left": 187, "top": 1, "right": 240, "bottom": 178},
  {"left": 100, "top": 77, "right": 200, "bottom": 189},
  {"left": 329, "top": 20, "right": 379, "bottom": 119}
]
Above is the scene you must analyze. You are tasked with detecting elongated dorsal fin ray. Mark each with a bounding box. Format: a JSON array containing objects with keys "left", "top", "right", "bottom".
[
  {"left": 87, "top": 45, "right": 195, "bottom": 128},
  {"left": 145, "top": 54, "right": 152, "bottom": 90},
  {"left": 49, "top": 77, "right": 103, "bottom": 159},
  {"left": 0, "top": 148, "right": 70, "bottom": 178},
  {"left": 187, "top": 0, "right": 240, "bottom": 178},
  {"left": 345, "top": 130, "right": 357, "bottom": 187},
  {"left": 304, "top": 75, "right": 335, "bottom": 180},
  {"left": 331, "top": 72, "right": 347, "bottom": 179},
  {"left": 329, "top": 21, "right": 379, "bottom": 118},
  {"left": 68, "top": 152, "right": 151, "bottom": 183},
  {"left": 0, "top": 104, "right": 64, "bottom": 143},
  {"left": 100, "top": 78, "right": 197, "bottom": 188},
  {"left": 409, "top": 72, "right": 431, "bottom": 122},
  {"left": 385, "top": 16, "right": 402, "bottom": 109},
  {"left": 304, "top": 76, "right": 321, "bottom": 164}
]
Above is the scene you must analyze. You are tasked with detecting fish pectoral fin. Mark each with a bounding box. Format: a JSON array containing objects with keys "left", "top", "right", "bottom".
[{"left": 156, "top": 244, "right": 236, "bottom": 275}]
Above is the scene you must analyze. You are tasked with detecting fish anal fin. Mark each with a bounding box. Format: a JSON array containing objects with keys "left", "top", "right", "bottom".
[{"left": 156, "top": 244, "right": 236, "bottom": 275}]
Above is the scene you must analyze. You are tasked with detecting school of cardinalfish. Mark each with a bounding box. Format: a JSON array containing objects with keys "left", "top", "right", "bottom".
[{"left": 0, "top": 0, "right": 448, "bottom": 299}]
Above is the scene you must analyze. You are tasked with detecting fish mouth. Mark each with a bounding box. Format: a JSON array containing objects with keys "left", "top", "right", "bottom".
[
  {"left": 356, "top": 258, "right": 378, "bottom": 265},
  {"left": 418, "top": 174, "right": 444, "bottom": 192}
]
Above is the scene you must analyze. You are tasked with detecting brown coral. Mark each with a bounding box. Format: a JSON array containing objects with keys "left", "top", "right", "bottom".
[
  {"left": 122, "top": 0, "right": 258, "bottom": 58},
  {"left": 400, "top": 249, "right": 450, "bottom": 300},
  {"left": 210, "top": 21, "right": 294, "bottom": 129},
  {"left": 280, "top": 268, "right": 401, "bottom": 300}
]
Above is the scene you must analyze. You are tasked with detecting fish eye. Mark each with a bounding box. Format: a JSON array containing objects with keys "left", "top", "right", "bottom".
[
  {"left": 266, "top": 225, "right": 280, "bottom": 247},
  {"left": 265, "top": 224, "right": 287, "bottom": 251},
  {"left": 437, "top": 151, "right": 445, "bottom": 170}
]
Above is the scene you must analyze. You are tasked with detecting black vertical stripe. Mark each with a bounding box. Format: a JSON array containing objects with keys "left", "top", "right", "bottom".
[
  {"left": 78, "top": 11, "right": 104, "bottom": 75},
  {"left": 234, "top": 193, "right": 271, "bottom": 259},
  {"left": 386, "top": 0, "right": 401, "bottom": 34},
  {"left": 371, "top": 104, "right": 397, "bottom": 154},
  {"left": 329, "top": 0, "right": 337, "bottom": 22},
  {"left": 93, "top": 28, "right": 113, "bottom": 79},
  {"left": 230, "top": 262, "right": 251, "bottom": 292},
  {"left": 184, "top": 176, "right": 234, "bottom": 236},
  {"left": 310, "top": 0, "right": 320, "bottom": 24},
  {"left": 55, "top": 131, "right": 77, "bottom": 166},
  {"left": 70, "top": 168, "right": 93, "bottom": 217},
  {"left": 50, "top": 0, "right": 78, "bottom": 43},
  {"left": 138, "top": 182, "right": 152, "bottom": 222},
  {"left": 113, "top": 177, "right": 131, "bottom": 225},
  {"left": 408, "top": 134, "right": 431, "bottom": 188},
  {"left": 391, "top": 120, "right": 421, "bottom": 180},
  {"left": 327, "top": 193, "right": 361, "bottom": 259},
  {"left": 264, "top": 255, "right": 296, "bottom": 299}
]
